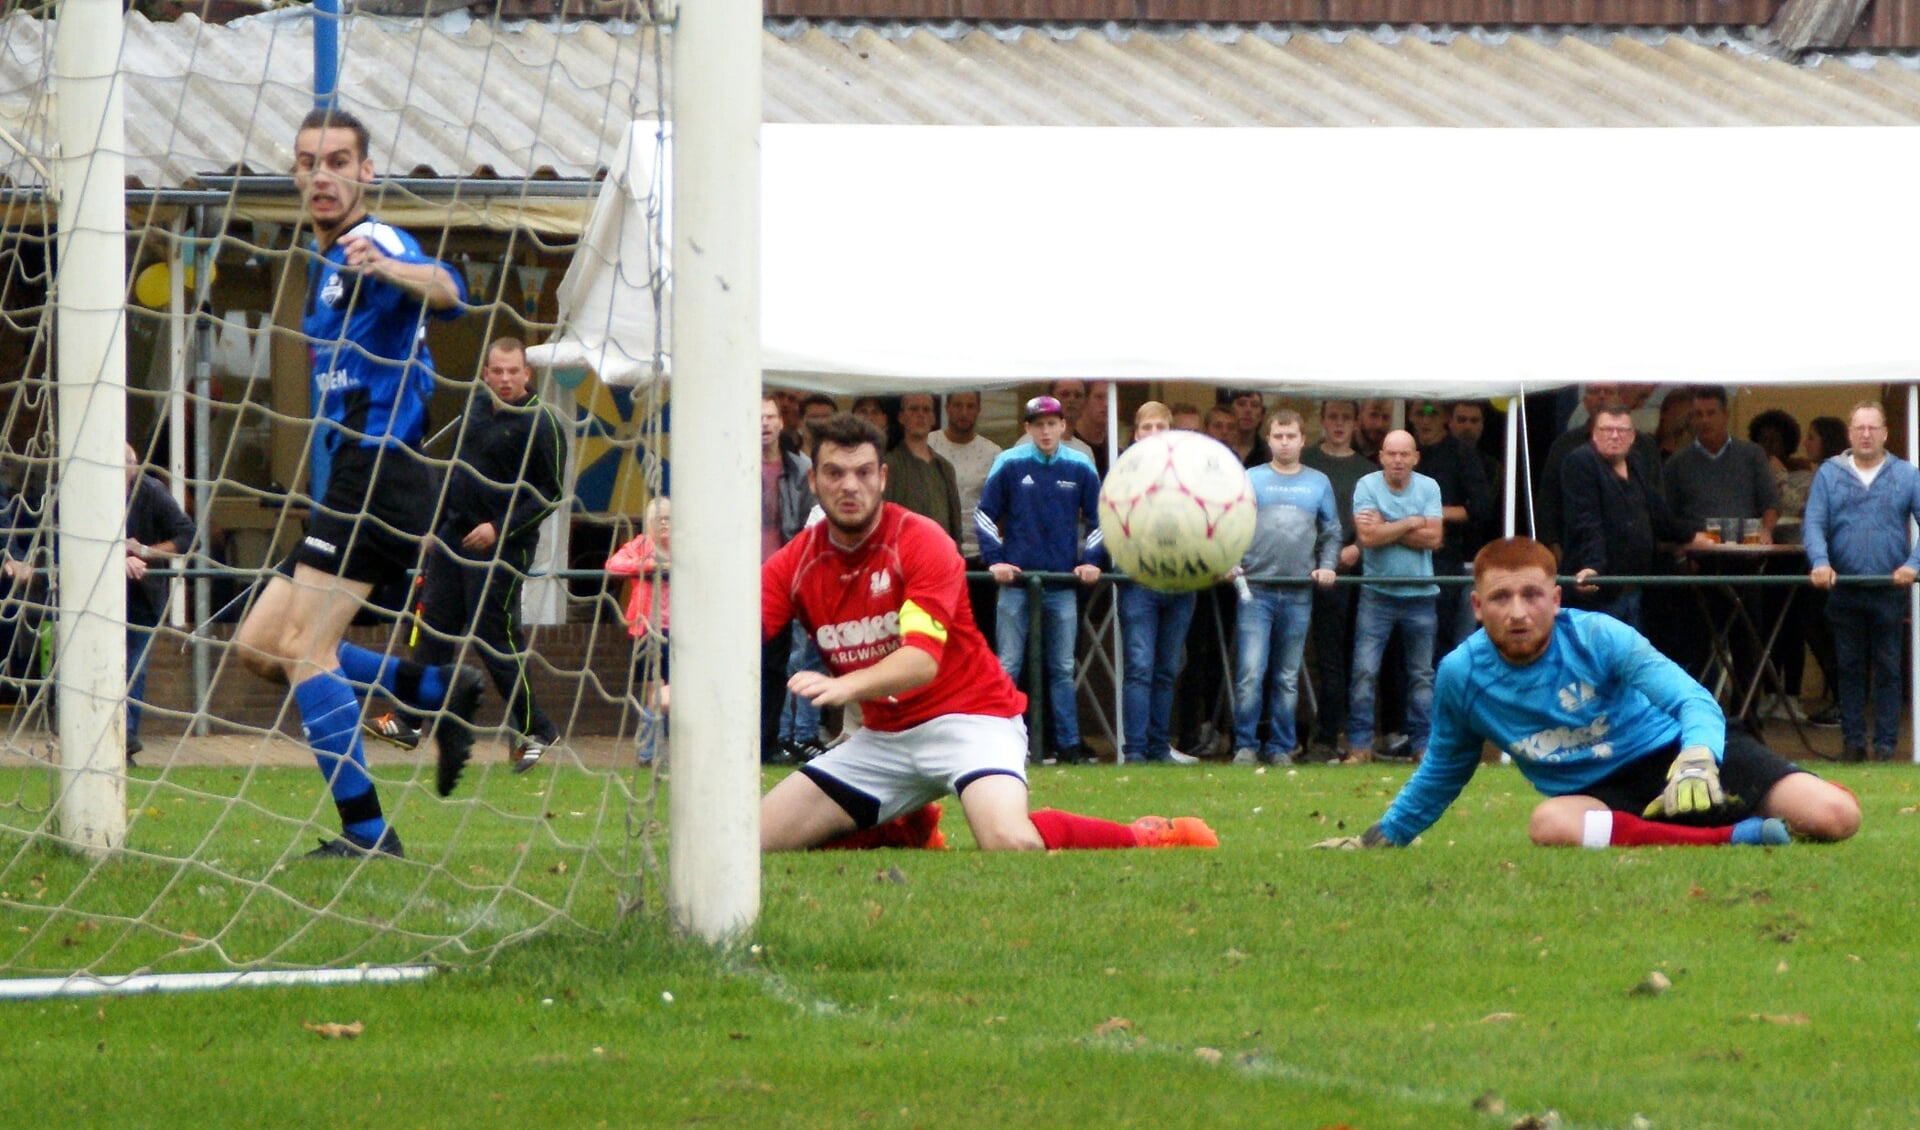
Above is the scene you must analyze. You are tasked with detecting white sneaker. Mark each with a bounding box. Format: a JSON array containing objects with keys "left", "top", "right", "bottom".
[
  {"left": 1167, "top": 748, "right": 1200, "bottom": 765},
  {"left": 1231, "top": 747, "right": 1258, "bottom": 766}
]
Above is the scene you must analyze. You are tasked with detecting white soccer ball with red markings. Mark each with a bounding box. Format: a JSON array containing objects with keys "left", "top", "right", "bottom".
[{"left": 1097, "top": 430, "right": 1256, "bottom": 593}]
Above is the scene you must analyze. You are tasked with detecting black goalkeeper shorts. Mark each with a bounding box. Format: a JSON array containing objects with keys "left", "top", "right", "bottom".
[{"left": 1580, "top": 731, "right": 1805, "bottom": 825}]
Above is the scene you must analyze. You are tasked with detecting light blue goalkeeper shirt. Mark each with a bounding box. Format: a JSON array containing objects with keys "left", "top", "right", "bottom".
[{"left": 1377, "top": 608, "right": 1725, "bottom": 845}]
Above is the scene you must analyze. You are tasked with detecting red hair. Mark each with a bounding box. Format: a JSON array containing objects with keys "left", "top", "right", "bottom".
[{"left": 1472, "top": 537, "right": 1557, "bottom": 581}]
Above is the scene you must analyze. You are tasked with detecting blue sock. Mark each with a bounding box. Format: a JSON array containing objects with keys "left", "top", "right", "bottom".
[
  {"left": 333, "top": 642, "right": 396, "bottom": 693},
  {"left": 1730, "top": 817, "right": 1789, "bottom": 846},
  {"left": 334, "top": 642, "right": 448, "bottom": 709},
  {"left": 417, "top": 665, "right": 447, "bottom": 707},
  {"left": 294, "top": 671, "right": 387, "bottom": 842}
]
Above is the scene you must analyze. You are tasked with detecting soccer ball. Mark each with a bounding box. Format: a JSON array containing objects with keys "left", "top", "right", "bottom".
[{"left": 1097, "top": 431, "right": 1256, "bottom": 593}]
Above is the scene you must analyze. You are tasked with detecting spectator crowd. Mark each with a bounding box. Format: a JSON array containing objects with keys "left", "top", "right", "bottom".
[{"left": 748, "top": 381, "right": 1913, "bottom": 767}]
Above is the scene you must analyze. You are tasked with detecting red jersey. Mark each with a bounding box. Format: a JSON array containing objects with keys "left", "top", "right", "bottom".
[{"left": 762, "top": 502, "right": 1026, "bottom": 732}]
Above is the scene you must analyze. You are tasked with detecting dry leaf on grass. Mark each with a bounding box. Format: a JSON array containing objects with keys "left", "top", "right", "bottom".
[
  {"left": 1630, "top": 971, "right": 1672, "bottom": 996},
  {"left": 874, "top": 866, "right": 908, "bottom": 885},
  {"left": 303, "top": 1020, "right": 363, "bottom": 1039},
  {"left": 1751, "top": 1012, "right": 1810, "bottom": 1026},
  {"left": 1472, "top": 1090, "right": 1506, "bottom": 1115},
  {"left": 1478, "top": 1011, "right": 1521, "bottom": 1024},
  {"left": 1193, "top": 1047, "right": 1223, "bottom": 1064},
  {"left": 1093, "top": 1017, "right": 1132, "bottom": 1037},
  {"left": 1312, "top": 836, "right": 1364, "bottom": 850}
]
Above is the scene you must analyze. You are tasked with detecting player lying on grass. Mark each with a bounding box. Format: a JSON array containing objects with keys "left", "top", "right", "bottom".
[
  {"left": 1325, "top": 536, "right": 1859, "bottom": 850},
  {"left": 759, "top": 413, "right": 1216, "bottom": 853}
]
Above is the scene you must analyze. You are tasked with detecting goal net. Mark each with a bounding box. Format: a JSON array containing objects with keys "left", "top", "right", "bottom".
[{"left": 0, "top": 4, "right": 676, "bottom": 984}]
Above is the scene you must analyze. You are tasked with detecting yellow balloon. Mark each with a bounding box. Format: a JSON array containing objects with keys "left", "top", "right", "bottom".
[
  {"left": 1491, "top": 396, "right": 1511, "bottom": 412},
  {"left": 132, "top": 262, "right": 170, "bottom": 308},
  {"left": 131, "top": 261, "right": 210, "bottom": 308}
]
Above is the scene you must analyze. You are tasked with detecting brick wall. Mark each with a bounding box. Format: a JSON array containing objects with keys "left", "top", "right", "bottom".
[{"left": 137, "top": 620, "right": 649, "bottom": 738}]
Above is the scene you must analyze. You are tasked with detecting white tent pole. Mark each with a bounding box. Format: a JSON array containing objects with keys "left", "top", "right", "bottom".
[
  {"left": 53, "top": 0, "right": 128, "bottom": 855},
  {"left": 1504, "top": 394, "right": 1521, "bottom": 538},
  {"left": 668, "top": 0, "right": 761, "bottom": 944},
  {"left": 1908, "top": 384, "right": 1917, "bottom": 765},
  {"left": 1108, "top": 383, "right": 1122, "bottom": 763},
  {"left": 165, "top": 213, "right": 189, "bottom": 630}
]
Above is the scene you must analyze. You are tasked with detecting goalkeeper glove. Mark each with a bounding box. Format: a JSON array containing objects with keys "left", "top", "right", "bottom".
[
  {"left": 1642, "top": 745, "right": 1725, "bottom": 818},
  {"left": 1313, "top": 822, "right": 1392, "bottom": 850}
]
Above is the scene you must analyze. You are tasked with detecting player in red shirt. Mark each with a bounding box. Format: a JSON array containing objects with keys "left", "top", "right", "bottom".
[{"left": 760, "top": 414, "right": 1217, "bottom": 852}]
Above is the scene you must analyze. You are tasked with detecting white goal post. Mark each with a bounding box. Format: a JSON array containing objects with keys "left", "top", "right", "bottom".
[{"left": 53, "top": 0, "right": 128, "bottom": 855}]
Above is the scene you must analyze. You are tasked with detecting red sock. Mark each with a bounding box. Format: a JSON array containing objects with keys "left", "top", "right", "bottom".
[
  {"left": 815, "top": 803, "right": 944, "bottom": 851},
  {"left": 1028, "top": 808, "right": 1141, "bottom": 850},
  {"left": 1606, "top": 811, "right": 1733, "bottom": 847}
]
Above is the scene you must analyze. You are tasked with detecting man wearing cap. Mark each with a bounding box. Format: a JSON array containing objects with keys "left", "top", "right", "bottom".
[{"left": 975, "top": 395, "right": 1105, "bottom": 764}]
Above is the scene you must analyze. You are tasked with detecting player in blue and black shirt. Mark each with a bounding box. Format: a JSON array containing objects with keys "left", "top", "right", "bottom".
[{"left": 233, "top": 107, "right": 483, "bottom": 859}]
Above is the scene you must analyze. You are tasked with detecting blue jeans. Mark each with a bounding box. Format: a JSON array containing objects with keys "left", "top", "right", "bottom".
[
  {"left": 127, "top": 626, "right": 154, "bottom": 741},
  {"left": 1232, "top": 585, "right": 1313, "bottom": 757},
  {"left": 1347, "top": 589, "right": 1436, "bottom": 753},
  {"left": 1827, "top": 586, "right": 1905, "bottom": 755},
  {"left": 779, "top": 624, "right": 825, "bottom": 745},
  {"left": 997, "top": 584, "right": 1082, "bottom": 749},
  {"left": 1118, "top": 583, "right": 1196, "bottom": 761}
]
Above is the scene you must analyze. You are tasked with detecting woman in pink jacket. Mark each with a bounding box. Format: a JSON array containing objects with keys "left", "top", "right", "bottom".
[{"left": 606, "top": 497, "right": 670, "bottom": 762}]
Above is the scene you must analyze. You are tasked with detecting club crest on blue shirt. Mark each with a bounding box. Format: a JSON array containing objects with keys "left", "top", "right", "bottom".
[
  {"left": 320, "top": 270, "right": 345, "bottom": 309},
  {"left": 1557, "top": 681, "right": 1596, "bottom": 712}
]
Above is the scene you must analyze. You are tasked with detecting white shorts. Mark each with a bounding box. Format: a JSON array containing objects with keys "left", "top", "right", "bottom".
[{"left": 798, "top": 713, "right": 1029, "bottom": 827}]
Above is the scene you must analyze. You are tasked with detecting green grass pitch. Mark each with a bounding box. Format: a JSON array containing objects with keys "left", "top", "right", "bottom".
[{"left": 3, "top": 760, "right": 1918, "bottom": 1128}]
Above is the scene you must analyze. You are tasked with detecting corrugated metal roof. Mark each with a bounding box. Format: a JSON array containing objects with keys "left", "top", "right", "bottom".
[{"left": 2, "top": 12, "right": 1919, "bottom": 189}]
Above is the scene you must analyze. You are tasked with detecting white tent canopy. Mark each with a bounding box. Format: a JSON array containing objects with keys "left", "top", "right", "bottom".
[{"left": 532, "top": 124, "right": 1920, "bottom": 397}]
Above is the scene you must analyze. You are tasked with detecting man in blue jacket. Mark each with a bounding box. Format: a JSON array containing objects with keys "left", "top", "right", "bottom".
[
  {"left": 1332, "top": 537, "right": 1858, "bottom": 851},
  {"left": 1803, "top": 400, "right": 1920, "bottom": 762},
  {"left": 976, "top": 395, "right": 1103, "bottom": 763}
]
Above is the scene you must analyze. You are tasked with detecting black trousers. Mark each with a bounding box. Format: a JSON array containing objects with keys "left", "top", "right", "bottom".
[
  {"left": 1308, "top": 580, "right": 1354, "bottom": 747},
  {"left": 761, "top": 629, "right": 792, "bottom": 760},
  {"left": 417, "top": 534, "right": 557, "bottom": 743}
]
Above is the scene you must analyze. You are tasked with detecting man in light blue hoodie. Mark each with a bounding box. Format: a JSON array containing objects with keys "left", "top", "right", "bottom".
[{"left": 1802, "top": 400, "right": 1920, "bottom": 762}]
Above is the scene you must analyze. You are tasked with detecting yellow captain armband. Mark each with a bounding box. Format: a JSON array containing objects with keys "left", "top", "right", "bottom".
[{"left": 898, "top": 599, "right": 948, "bottom": 645}]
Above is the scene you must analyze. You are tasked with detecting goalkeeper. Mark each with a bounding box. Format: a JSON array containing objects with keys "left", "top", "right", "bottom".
[{"left": 1342, "top": 537, "right": 1858, "bottom": 850}]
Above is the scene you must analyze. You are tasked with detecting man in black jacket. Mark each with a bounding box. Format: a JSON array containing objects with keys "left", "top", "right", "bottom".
[
  {"left": 123, "top": 446, "right": 196, "bottom": 763},
  {"left": 371, "top": 337, "right": 566, "bottom": 772},
  {"left": 1562, "top": 404, "right": 1710, "bottom": 631},
  {"left": 1409, "top": 399, "right": 1493, "bottom": 660}
]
